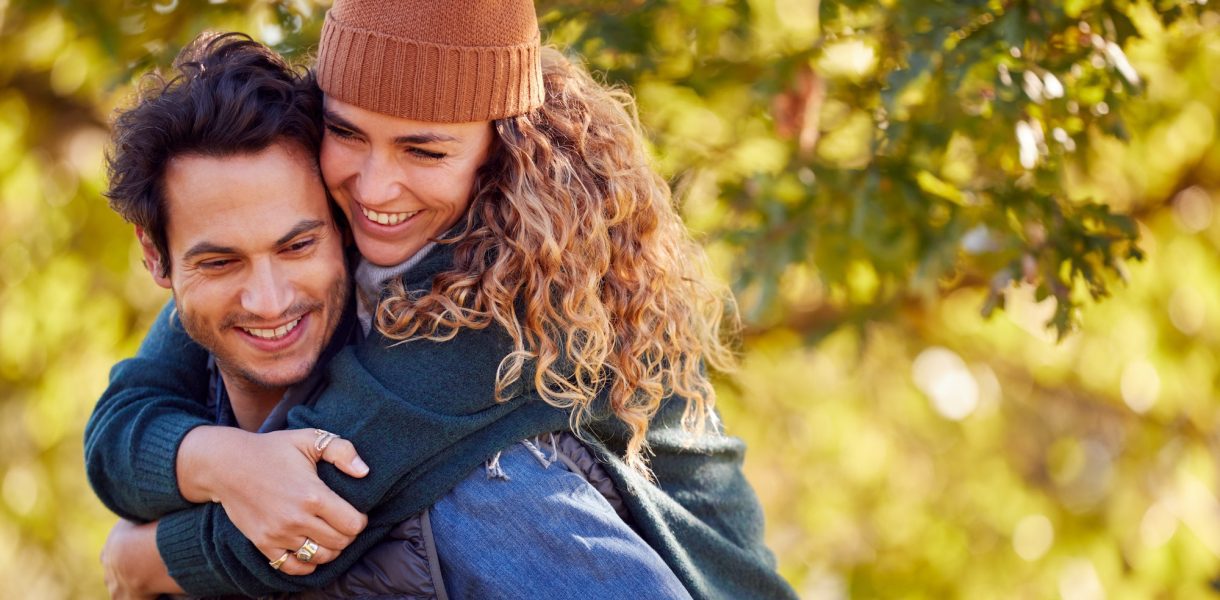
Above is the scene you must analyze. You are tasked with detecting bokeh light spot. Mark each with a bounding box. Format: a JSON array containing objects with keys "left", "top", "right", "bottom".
[
  {"left": 1139, "top": 498, "right": 1178, "bottom": 547},
  {"left": 65, "top": 127, "right": 108, "bottom": 180},
  {"left": 1012, "top": 514, "right": 1054, "bottom": 561},
  {"left": 152, "top": 0, "right": 179, "bottom": 15},
  {"left": 2, "top": 464, "right": 38, "bottom": 516},
  {"left": 818, "top": 39, "right": 877, "bottom": 81},
  {"left": 0, "top": 522, "right": 16, "bottom": 567},
  {"left": 1120, "top": 359, "right": 1160, "bottom": 414},
  {"left": 1172, "top": 185, "right": 1214, "bottom": 233},
  {"left": 50, "top": 44, "right": 88, "bottom": 96},
  {"left": 913, "top": 347, "right": 979, "bottom": 421},
  {"left": 1168, "top": 285, "right": 1206, "bottom": 335},
  {"left": 1058, "top": 558, "right": 1105, "bottom": 600},
  {"left": 1016, "top": 120, "right": 1040, "bottom": 169}
]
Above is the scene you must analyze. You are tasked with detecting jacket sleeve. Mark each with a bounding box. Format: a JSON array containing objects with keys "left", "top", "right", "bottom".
[
  {"left": 83, "top": 300, "right": 214, "bottom": 522},
  {"left": 87, "top": 308, "right": 569, "bottom": 597},
  {"left": 584, "top": 396, "right": 797, "bottom": 600},
  {"left": 152, "top": 502, "right": 404, "bottom": 598}
]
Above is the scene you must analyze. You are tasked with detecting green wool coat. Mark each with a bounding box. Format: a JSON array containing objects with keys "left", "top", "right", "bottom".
[{"left": 83, "top": 245, "right": 797, "bottom": 599}]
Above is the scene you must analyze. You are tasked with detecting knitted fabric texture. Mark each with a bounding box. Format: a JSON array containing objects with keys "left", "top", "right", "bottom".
[{"left": 316, "top": 0, "right": 544, "bottom": 122}]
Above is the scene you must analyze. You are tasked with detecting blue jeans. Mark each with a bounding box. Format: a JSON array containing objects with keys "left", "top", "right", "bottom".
[{"left": 431, "top": 441, "right": 693, "bottom": 599}]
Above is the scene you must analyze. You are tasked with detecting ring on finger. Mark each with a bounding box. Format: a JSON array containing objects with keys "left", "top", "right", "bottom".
[
  {"left": 269, "top": 551, "right": 291, "bottom": 571},
  {"left": 295, "top": 537, "right": 320, "bottom": 563},
  {"left": 314, "top": 429, "right": 339, "bottom": 453}
]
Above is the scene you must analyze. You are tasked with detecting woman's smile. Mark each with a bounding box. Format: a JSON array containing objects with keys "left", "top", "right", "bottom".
[{"left": 359, "top": 205, "right": 422, "bottom": 227}]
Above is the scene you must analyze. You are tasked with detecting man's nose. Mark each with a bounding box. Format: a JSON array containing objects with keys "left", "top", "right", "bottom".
[
  {"left": 354, "top": 150, "right": 405, "bottom": 207},
  {"left": 240, "top": 259, "right": 294, "bottom": 319}
]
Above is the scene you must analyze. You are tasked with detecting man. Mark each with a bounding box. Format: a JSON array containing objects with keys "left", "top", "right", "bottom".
[
  {"left": 94, "top": 32, "right": 394, "bottom": 595},
  {"left": 93, "top": 33, "right": 689, "bottom": 598}
]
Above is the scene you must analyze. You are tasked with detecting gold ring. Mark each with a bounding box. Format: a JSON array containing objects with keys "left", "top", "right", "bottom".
[
  {"left": 294, "top": 537, "right": 319, "bottom": 563},
  {"left": 269, "top": 551, "right": 291, "bottom": 571},
  {"left": 314, "top": 429, "right": 339, "bottom": 453}
]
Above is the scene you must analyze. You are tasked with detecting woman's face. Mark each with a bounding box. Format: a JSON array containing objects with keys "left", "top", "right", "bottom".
[{"left": 319, "top": 96, "right": 494, "bottom": 266}]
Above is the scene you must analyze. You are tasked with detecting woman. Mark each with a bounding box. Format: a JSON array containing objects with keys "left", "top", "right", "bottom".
[{"left": 86, "top": 1, "right": 794, "bottom": 598}]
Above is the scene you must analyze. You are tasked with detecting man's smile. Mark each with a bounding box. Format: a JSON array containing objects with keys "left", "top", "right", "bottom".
[
  {"left": 233, "top": 312, "right": 312, "bottom": 352},
  {"left": 239, "top": 315, "right": 304, "bottom": 340}
]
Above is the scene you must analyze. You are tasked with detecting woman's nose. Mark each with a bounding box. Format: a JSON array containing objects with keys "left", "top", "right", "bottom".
[{"left": 354, "top": 150, "right": 405, "bottom": 207}]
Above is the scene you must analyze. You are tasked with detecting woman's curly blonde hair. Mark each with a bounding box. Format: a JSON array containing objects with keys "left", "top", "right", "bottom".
[{"left": 375, "top": 47, "right": 736, "bottom": 474}]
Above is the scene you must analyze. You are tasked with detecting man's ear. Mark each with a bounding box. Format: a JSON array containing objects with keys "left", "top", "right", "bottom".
[{"left": 135, "top": 227, "right": 172, "bottom": 290}]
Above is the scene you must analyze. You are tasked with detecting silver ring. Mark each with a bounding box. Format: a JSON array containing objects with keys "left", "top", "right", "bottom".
[{"left": 314, "top": 429, "right": 339, "bottom": 454}]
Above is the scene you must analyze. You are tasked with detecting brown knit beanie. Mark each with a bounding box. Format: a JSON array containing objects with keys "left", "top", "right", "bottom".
[{"left": 316, "top": 0, "right": 544, "bottom": 123}]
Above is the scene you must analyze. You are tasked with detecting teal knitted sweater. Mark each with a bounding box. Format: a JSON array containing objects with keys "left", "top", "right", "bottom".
[{"left": 83, "top": 246, "right": 796, "bottom": 599}]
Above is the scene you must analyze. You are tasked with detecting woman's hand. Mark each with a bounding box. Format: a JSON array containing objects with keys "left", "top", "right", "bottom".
[
  {"left": 101, "top": 519, "right": 181, "bottom": 599},
  {"left": 174, "top": 426, "right": 370, "bottom": 574}
]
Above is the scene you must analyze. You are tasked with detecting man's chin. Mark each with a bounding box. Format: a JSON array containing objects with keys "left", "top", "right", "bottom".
[{"left": 227, "top": 358, "right": 318, "bottom": 391}]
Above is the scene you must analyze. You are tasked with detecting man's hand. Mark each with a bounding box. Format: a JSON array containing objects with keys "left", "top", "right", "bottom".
[
  {"left": 175, "top": 426, "right": 370, "bottom": 575},
  {"left": 101, "top": 520, "right": 182, "bottom": 599}
]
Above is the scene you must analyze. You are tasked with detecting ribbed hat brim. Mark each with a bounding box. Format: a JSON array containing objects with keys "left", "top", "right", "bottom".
[{"left": 316, "top": 11, "right": 544, "bottom": 123}]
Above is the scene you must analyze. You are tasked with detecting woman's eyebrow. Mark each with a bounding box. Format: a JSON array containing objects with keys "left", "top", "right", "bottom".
[
  {"left": 322, "top": 110, "right": 362, "bottom": 133},
  {"left": 324, "top": 109, "right": 458, "bottom": 145},
  {"left": 393, "top": 132, "right": 458, "bottom": 145}
]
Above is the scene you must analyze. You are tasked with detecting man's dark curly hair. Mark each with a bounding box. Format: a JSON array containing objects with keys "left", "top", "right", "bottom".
[{"left": 105, "top": 31, "right": 323, "bottom": 277}]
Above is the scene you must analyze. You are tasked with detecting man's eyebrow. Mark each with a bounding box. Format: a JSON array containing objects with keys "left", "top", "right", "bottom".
[
  {"left": 275, "top": 219, "right": 326, "bottom": 246},
  {"left": 181, "top": 220, "right": 325, "bottom": 262},
  {"left": 182, "top": 242, "right": 237, "bottom": 262},
  {"left": 323, "top": 109, "right": 457, "bottom": 145}
]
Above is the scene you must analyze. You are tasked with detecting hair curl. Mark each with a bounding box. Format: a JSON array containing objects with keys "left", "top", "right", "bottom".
[{"left": 376, "top": 48, "right": 737, "bottom": 474}]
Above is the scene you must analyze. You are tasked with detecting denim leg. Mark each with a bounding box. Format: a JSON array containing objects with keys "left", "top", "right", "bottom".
[{"left": 430, "top": 442, "right": 693, "bottom": 600}]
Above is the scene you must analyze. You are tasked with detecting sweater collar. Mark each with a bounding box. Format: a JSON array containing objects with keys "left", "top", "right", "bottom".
[{"left": 355, "top": 242, "right": 437, "bottom": 334}]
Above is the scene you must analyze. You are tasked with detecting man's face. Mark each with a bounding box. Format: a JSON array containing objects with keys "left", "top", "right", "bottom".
[
  {"left": 144, "top": 142, "right": 349, "bottom": 392},
  {"left": 319, "top": 96, "right": 494, "bottom": 266}
]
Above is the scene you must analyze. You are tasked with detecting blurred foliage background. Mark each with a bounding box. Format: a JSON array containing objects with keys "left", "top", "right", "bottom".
[{"left": 1, "top": 0, "right": 1218, "bottom": 597}]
